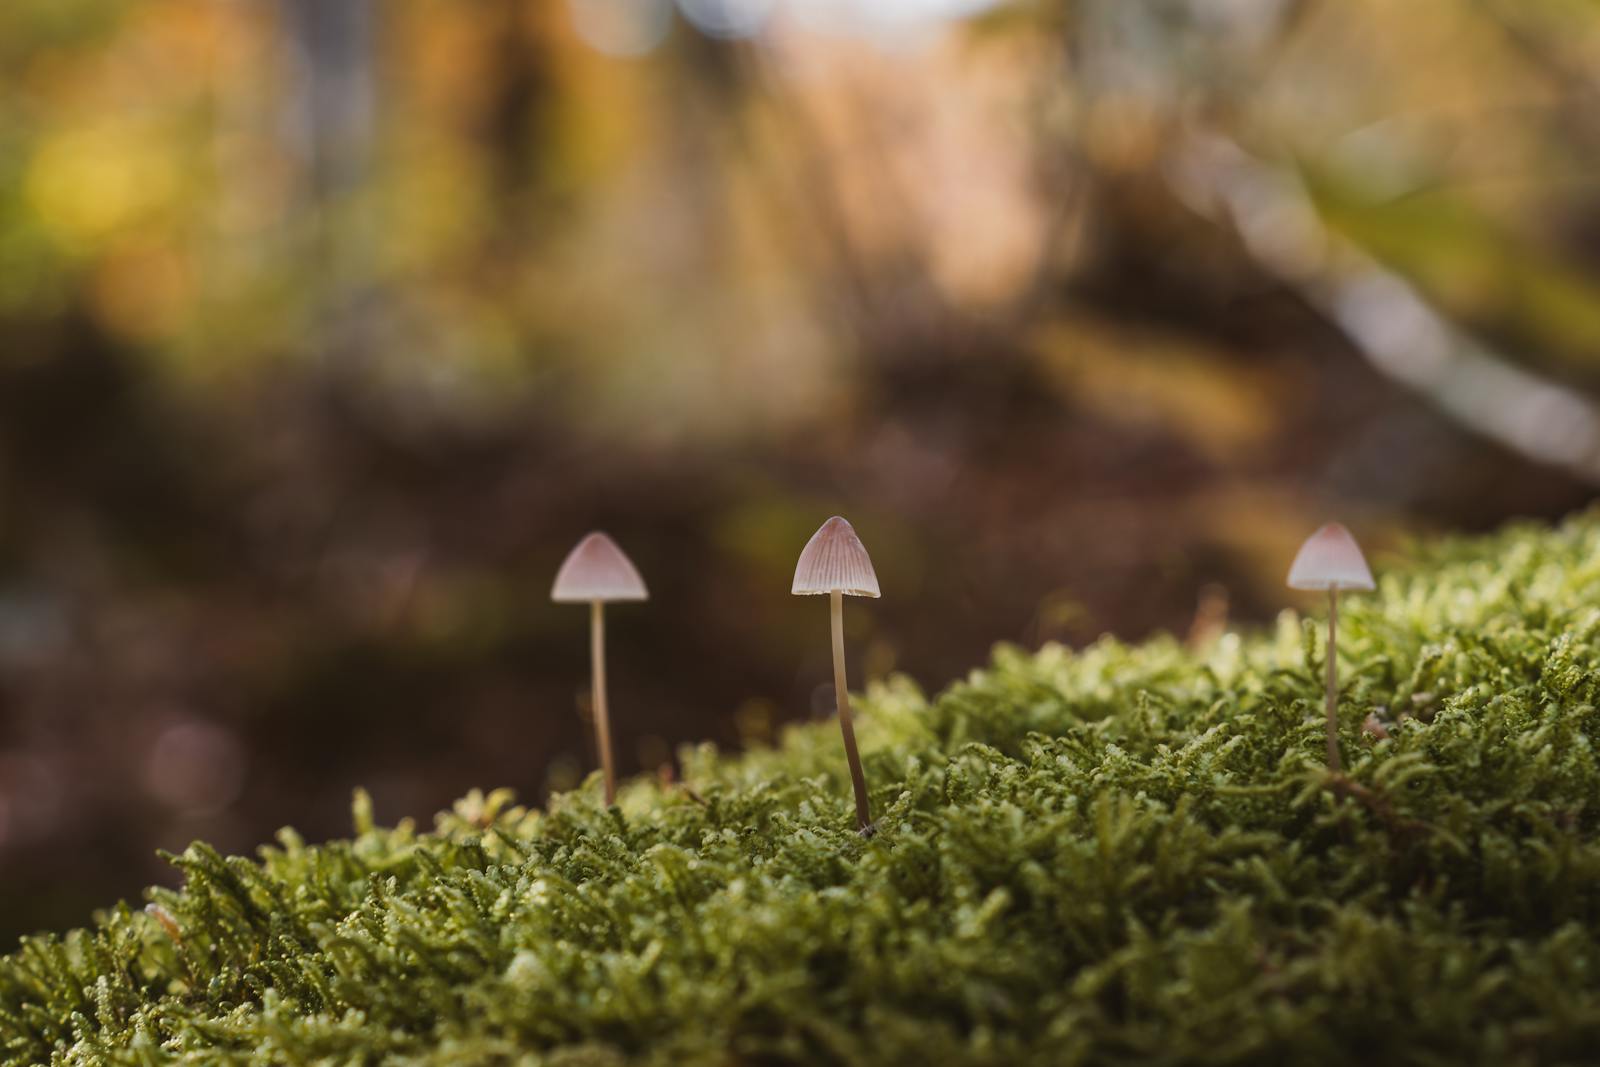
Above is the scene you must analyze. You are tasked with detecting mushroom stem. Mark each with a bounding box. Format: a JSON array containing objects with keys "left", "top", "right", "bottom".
[
  {"left": 1325, "top": 586, "right": 1341, "bottom": 774},
  {"left": 591, "top": 599, "right": 616, "bottom": 805},
  {"left": 830, "top": 590, "right": 872, "bottom": 833}
]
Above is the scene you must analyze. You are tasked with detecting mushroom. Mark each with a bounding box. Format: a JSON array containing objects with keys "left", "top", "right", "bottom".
[
  {"left": 1287, "top": 522, "right": 1375, "bottom": 774},
  {"left": 552, "top": 532, "right": 648, "bottom": 805},
  {"left": 792, "top": 516, "right": 880, "bottom": 834}
]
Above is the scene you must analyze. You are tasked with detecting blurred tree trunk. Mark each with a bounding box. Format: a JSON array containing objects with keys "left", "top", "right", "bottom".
[
  {"left": 279, "top": 0, "right": 377, "bottom": 363},
  {"left": 280, "top": 0, "right": 374, "bottom": 201}
]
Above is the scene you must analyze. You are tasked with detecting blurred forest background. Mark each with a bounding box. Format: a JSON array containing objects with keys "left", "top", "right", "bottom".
[{"left": 5, "top": 0, "right": 1600, "bottom": 941}]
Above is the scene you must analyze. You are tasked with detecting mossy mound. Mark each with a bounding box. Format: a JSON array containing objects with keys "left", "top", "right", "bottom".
[{"left": 6, "top": 517, "right": 1600, "bottom": 1065}]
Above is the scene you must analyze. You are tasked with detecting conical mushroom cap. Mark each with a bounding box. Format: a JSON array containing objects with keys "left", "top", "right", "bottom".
[
  {"left": 1287, "top": 522, "right": 1375, "bottom": 591},
  {"left": 551, "top": 532, "right": 648, "bottom": 602},
  {"left": 792, "top": 516, "right": 880, "bottom": 597}
]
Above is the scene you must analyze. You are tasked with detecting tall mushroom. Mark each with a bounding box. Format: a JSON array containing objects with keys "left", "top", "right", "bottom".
[
  {"left": 792, "top": 516, "right": 880, "bottom": 834},
  {"left": 1287, "top": 522, "right": 1375, "bottom": 774},
  {"left": 552, "top": 532, "right": 648, "bottom": 805}
]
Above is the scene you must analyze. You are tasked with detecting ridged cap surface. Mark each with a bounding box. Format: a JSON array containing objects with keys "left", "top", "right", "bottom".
[
  {"left": 1287, "top": 522, "right": 1375, "bottom": 591},
  {"left": 792, "top": 516, "right": 880, "bottom": 597},
  {"left": 551, "top": 532, "right": 649, "bottom": 602}
]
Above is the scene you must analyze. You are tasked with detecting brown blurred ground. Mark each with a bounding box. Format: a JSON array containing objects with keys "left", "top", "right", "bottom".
[{"left": 2, "top": 0, "right": 1600, "bottom": 942}]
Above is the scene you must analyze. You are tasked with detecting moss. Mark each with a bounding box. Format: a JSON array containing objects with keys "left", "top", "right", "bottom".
[{"left": 6, "top": 515, "right": 1600, "bottom": 1065}]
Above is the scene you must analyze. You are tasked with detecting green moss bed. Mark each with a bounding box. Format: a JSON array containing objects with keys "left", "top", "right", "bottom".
[{"left": 8, "top": 517, "right": 1600, "bottom": 1065}]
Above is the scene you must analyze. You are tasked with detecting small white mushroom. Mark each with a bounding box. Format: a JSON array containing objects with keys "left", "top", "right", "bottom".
[
  {"left": 1287, "top": 522, "right": 1375, "bottom": 774},
  {"left": 793, "top": 516, "right": 879, "bottom": 834},
  {"left": 553, "top": 532, "right": 647, "bottom": 805},
  {"left": 1287, "top": 522, "right": 1375, "bottom": 593}
]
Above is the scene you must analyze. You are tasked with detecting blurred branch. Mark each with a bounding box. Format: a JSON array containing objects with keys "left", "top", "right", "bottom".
[{"left": 1164, "top": 131, "right": 1600, "bottom": 486}]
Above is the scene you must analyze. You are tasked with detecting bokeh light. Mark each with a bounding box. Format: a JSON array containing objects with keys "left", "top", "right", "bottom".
[{"left": 567, "top": 0, "right": 674, "bottom": 56}]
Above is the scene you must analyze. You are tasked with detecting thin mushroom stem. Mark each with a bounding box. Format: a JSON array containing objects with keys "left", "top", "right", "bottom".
[
  {"left": 591, "top": 599, "right": 616, "bottom": 805},
  {"left": 1325, "top": 586, "right": 1341, "bottom": 774},
  {"left": 830, "top": 590, "right": 872, "bottom": 833}
]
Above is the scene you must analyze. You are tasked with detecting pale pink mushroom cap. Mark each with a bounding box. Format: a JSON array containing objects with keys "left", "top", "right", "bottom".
[
  {"left": 1287, "top": 522, "right": 1375, "bottom": 591},
  {"left": 551, "top": 532, "right": 648, "bottom": 602},
  {"left": 792, "top": 516, "right": 880, "bottom": 597}
]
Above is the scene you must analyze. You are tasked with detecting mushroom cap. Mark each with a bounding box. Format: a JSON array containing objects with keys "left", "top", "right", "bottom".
[
  {"left": 551, "top": 532, "right": 648, "bottom": 602},
  {"left": 1287, "top": 522, "right": 1375, "bottom": 591},
  {"left": 792, "top": 516, "right": 880, "bottom": 597}
]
